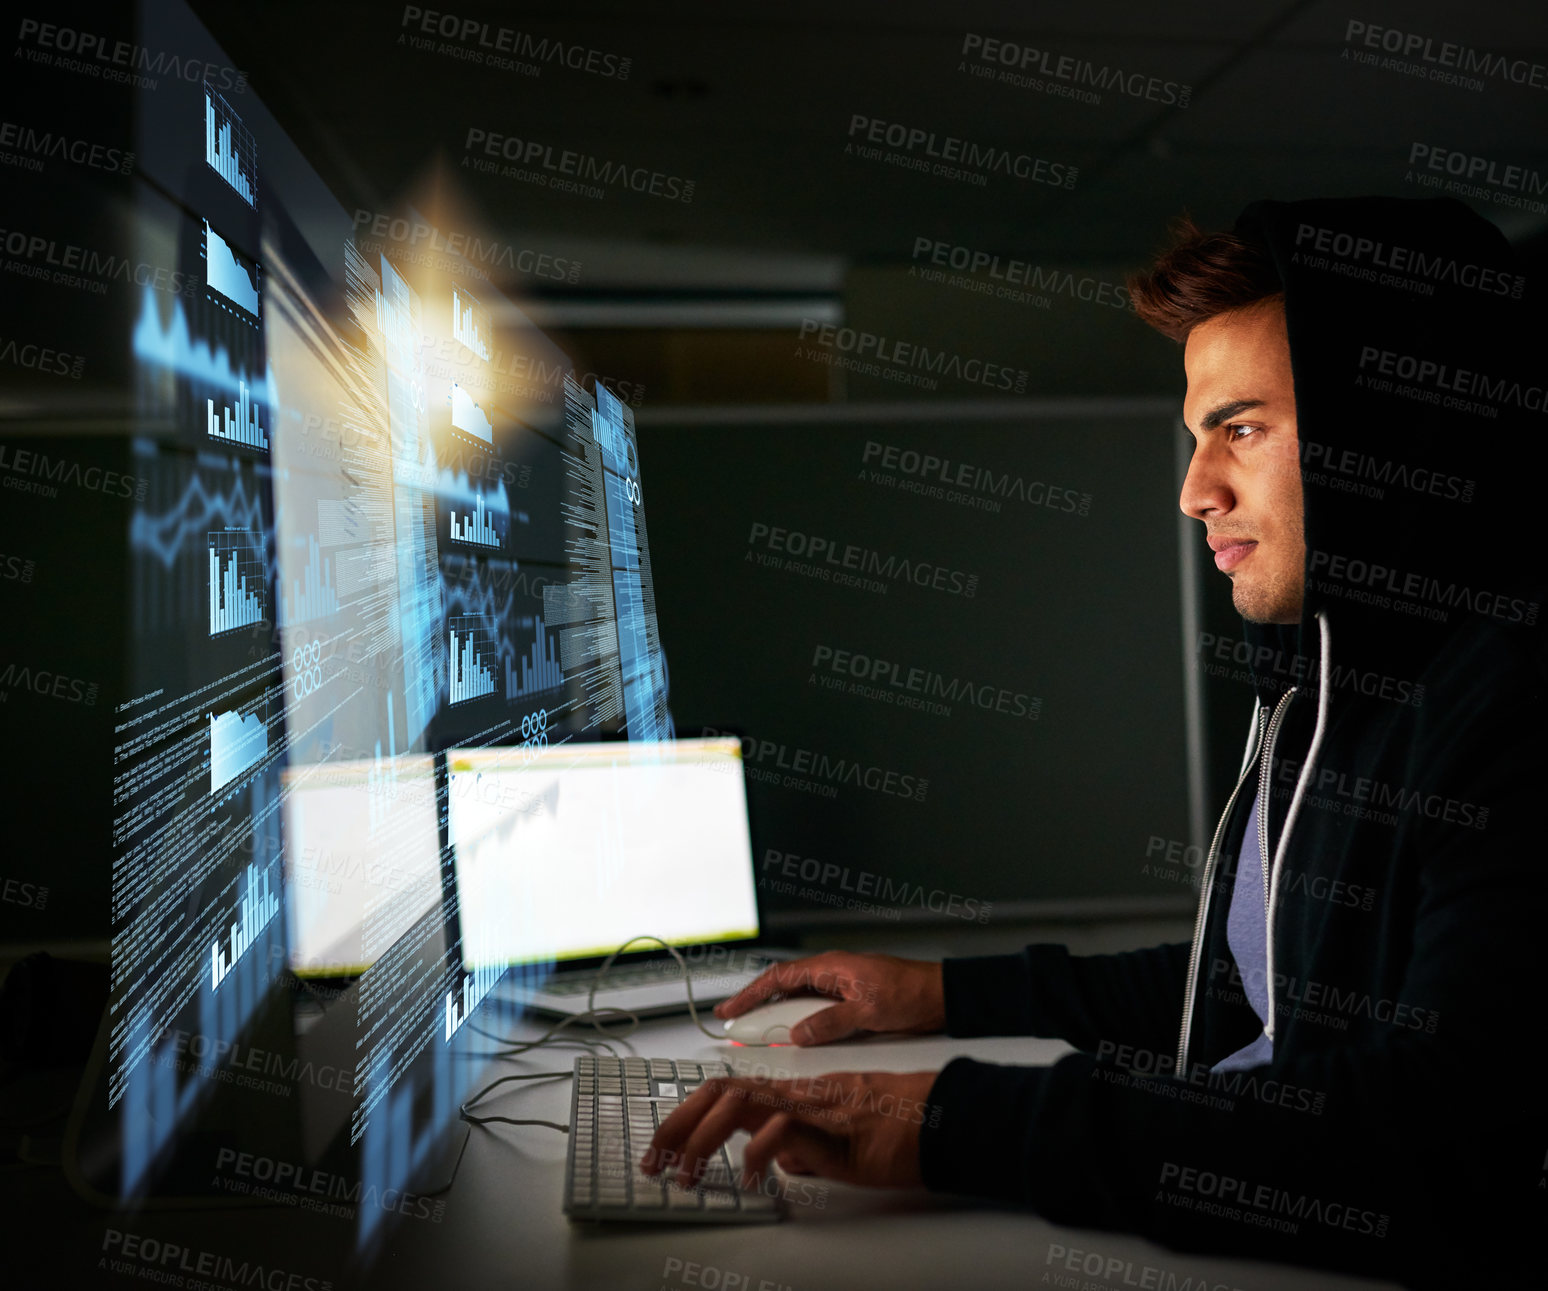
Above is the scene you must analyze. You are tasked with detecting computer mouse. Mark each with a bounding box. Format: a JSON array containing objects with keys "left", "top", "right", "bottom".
[{"left": 720, "top": 996, "right": 831, "bottom": 1046}]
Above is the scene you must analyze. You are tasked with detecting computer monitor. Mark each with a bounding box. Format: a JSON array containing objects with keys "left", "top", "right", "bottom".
[
  {"left": 445, "top": 737, "right": 759, "bottom": 971},
  {"left": 281, "top": 756, "right": 441, "bottom": 977}
]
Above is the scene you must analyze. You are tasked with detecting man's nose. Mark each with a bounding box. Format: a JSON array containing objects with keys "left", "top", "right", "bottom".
[{"left": 1179, "top": 444, "right": 1232, "bottom": 519}]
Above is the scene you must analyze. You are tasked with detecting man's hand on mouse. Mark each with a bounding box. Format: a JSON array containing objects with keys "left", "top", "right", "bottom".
[
  {"left": 714, "top": 952, "right": 945, "bottom": 1045},
  {"left": 642, "top": 1069, "right": 939, "bottom": 1191}
]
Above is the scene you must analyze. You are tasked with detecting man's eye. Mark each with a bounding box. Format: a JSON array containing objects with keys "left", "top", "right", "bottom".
[{"left": 1226, "top": 423, "right": 1259, "bottom": 441}]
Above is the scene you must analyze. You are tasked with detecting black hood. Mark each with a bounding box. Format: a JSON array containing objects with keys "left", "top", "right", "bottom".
[{"left": 1227, "top": 196, "right": 1540, "bottom": 705}]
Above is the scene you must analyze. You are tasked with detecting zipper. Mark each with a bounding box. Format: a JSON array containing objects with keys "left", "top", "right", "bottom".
[
  {"left": 1176, "top": 703, "right": 1266, "bottom": 1075},
  {"left": 1257, "top": 687, "right": 1298, "bottom": 912},
  {"left": 1256, "top": 686, "right": 1298, "bottom": 1043}
]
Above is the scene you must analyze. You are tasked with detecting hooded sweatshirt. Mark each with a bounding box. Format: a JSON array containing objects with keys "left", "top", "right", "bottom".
[{"left": 918, "top": 196, "right": 1546, "bottom": 1288}]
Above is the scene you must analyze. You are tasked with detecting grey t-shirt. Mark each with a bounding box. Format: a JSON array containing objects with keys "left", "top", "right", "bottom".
[{"left": 1212, "top": 789, "right": 1275, "bottom": 1073}]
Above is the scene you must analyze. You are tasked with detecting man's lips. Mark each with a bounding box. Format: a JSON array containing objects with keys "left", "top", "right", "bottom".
[{"left": 1209, "top": 538, "right": 1257, "bottom": 572}]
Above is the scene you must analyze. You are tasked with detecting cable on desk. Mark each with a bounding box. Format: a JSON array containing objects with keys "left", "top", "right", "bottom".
[{"left": 459, "top": 1069, "right": 572, "bottom": 1133}]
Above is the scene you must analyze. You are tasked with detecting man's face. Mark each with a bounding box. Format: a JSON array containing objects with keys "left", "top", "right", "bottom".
[{"left": 1179, "top": 300, "right": 1305, "bottom": 625}]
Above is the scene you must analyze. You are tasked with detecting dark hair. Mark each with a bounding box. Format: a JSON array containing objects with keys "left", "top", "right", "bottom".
[{"left": 1128, "top": 213, "right": 1283, "bottom": 342}]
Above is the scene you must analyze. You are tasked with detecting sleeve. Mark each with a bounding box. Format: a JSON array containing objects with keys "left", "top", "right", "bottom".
[
  {"left": 920, "top": 634, "right": 1546, "bottom": 1285},
  {"left": 942, "top": 941, "right": 1190, "bottom": 1059}
]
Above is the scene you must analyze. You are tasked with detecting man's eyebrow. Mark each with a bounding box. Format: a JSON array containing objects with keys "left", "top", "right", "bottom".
[{"left": 1196, "top": 399, "right": 1266, "bottom": 432}]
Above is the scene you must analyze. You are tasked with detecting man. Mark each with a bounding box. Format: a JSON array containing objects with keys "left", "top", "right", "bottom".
[{"left": 645, "top": 197, "right": 1544, "bottom": 1286}]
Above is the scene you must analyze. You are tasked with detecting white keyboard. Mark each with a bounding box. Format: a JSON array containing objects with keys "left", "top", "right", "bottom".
[{"left": 563, "top": 1055, "right": 782, "bottom": 1223}]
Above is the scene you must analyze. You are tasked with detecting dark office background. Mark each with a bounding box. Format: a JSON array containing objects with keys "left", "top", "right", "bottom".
[{"left": 6, "top": 0, "right": 1547, "bottom": 942}]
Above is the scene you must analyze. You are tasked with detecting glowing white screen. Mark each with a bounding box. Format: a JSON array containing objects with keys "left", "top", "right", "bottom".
[
  {"left": 282, "top": 756, "right": 441, "bottom": 975},
  {"left": 447, "top": 738, "right": 759, "bottom": 967}
]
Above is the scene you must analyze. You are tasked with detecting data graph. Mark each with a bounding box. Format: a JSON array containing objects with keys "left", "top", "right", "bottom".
[
  {"left": 448, "top": 616, "right": 499, "bottom": 705},
  {"left": 449, "top": 493, "right": 500, "bottom": 548},
  {"left": 209, "top": 707, "right": 266, "bottom": 792},
  {"left": 208, "top": 530, "right": 266, "bottom": 635},
  {"left": 452, "top": 285, "right": 491, "bottom": 361},
  {"left": 445, "top": 959, "right": 504, "bottom": 1040},
  {"left": 204, "top": 219, "right": 261, "bottom": 318},
  {"left": 506, "top": 615, "right": 563, "bottom": 699},
  {"left": 206, "top": 378, "right": 268, "bottom": 450},
  {"left": 204, "top": 84, "right": 256, "bottom": 206},
  {"left": 211, "top": 862, "right": 280, "bottom": 990},
  {"left": 133, "top": 287, "right": 275, "bottom": 400},
  {"left": 279, "top": 533, "right": 340, "bottom": 624},
  {"left": 451, "top": 384, "right": 494, "bottom": 447}
]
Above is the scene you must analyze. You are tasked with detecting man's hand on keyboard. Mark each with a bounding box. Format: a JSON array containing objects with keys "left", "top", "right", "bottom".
[
  {"left": 714, "top": 952, "right": 945, "bottom": 1046},
  {"left": 642, "top": 1070, "right": 938, "bottom": 1190}
]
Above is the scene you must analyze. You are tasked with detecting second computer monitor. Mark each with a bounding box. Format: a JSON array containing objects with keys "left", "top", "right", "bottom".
[{"left": 446, "top": 736, "right": 759, "bottom": 968}]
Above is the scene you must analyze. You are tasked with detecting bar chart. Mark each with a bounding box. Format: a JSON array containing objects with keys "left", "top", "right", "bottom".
[
  {"left": 209, "top": 706, "right": 266, "bottom": 792},
  {"left": 208, "top": 530, "right": 266, "bottom": 635},
  {"left": 211, "top": 862, "right": 280, "bottom": 990},
  {"left": 204, "top": 219, "right": 261, "bottom": 318},
  {"left": 204, "top": 83, "right": 256, "bottom": 206},
  {"left": 506, "top": 615, "right": 563, "bottom": 699},
  {"left": 279, "top": 534, "right": 341, "bottom": 624},
  {"left": 449, "top": 493, "right": 500, "bottom": 547},
  {"left": 444, "top": 959, "right": 504, "bottom": 1040},
  {"left": 206, "top": 378, "right": 268, "bottom": 450},
  {"left": 448, "top": 616, "right": 499, "bottom": 705},
  {"left": 452, "top": 285, "right": 491, "bottom": 361}
]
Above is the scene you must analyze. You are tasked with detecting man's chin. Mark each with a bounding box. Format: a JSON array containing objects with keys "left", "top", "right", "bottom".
[{"left": 1233, "top": 584, "right": 1303, "bottom": 626}]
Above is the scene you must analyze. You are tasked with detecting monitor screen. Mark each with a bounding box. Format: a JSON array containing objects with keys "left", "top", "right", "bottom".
[
  {"left": 447, "top": 736, "right": 759, "bottom": 967},
  {"left": 281, "top": 757, "right": 441, "bottom": 977}
]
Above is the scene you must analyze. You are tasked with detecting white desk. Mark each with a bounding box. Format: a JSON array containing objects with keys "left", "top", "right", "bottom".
[{"left": 369, "top": 1006, "right": 1401, "bottom": 1291}]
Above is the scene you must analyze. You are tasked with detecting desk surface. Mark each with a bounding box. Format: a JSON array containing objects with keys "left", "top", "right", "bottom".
[
  {"left": 365, "top": 1008, "right": 1398, "bottom": 1291},
  {"left": 5, "top": 922, "right": 1402, "bottom": 1291}
]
